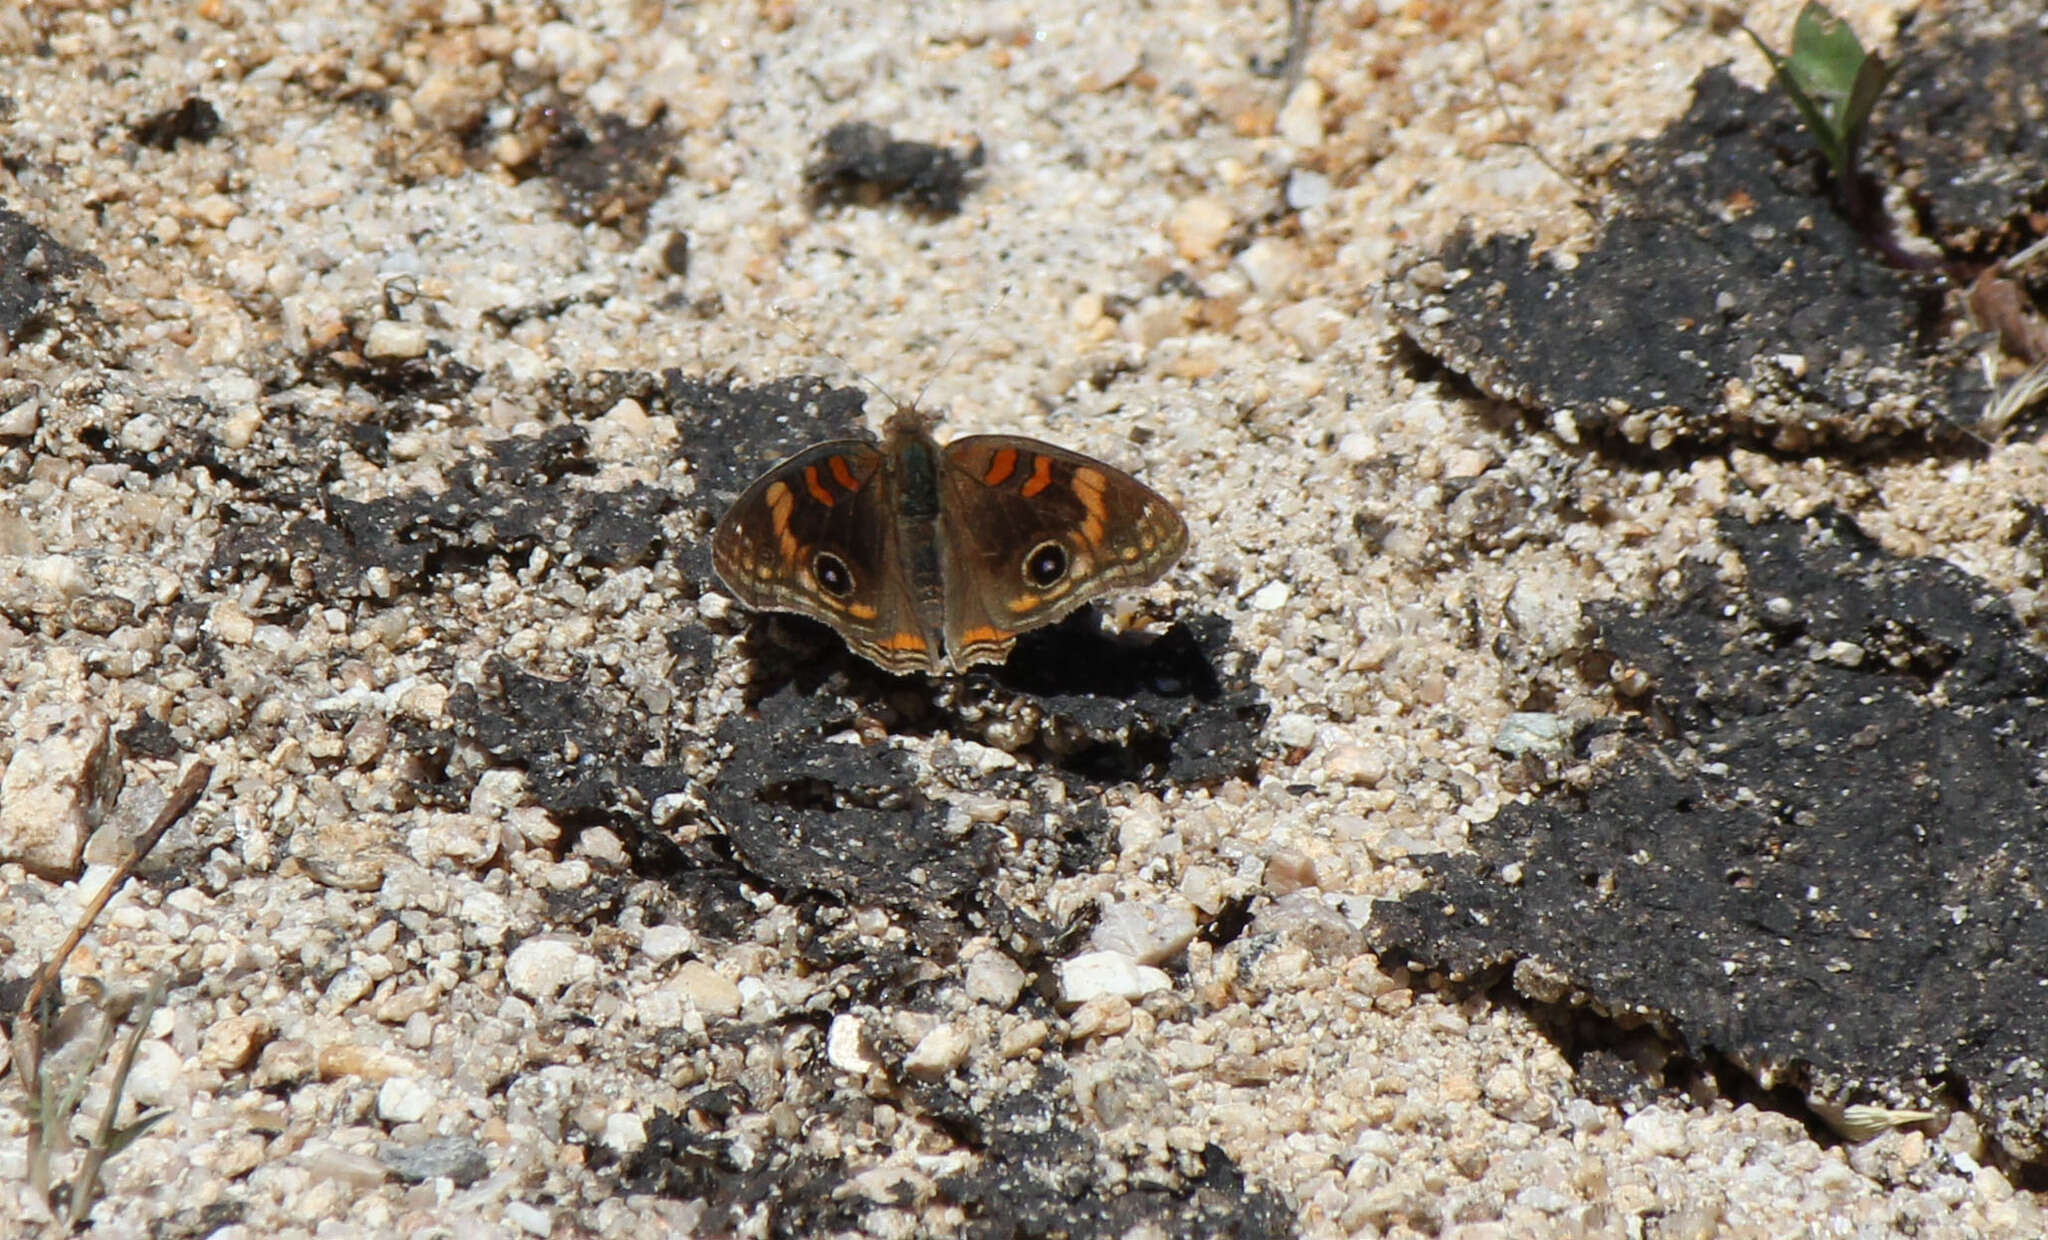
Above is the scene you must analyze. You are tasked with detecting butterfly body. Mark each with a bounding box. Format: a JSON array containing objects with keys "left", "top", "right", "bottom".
[{"left": 712, "top": 410, "right": 1187, "bottom": 675}]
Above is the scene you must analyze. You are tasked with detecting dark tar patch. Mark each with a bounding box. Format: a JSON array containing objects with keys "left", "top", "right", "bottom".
[
  {"left": 1391, "top": 65, "right": 1994, "bottom": 451},
  {"left": 805, "top": 121, "right": 981, "bottom": 215},
  {"left": 1369, "top": 510, "right": 2048, "bottom": 1163}
]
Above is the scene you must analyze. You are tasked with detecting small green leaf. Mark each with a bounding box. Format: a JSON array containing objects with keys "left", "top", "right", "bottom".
[
  {"left": 103, "top": 1109, "right": 171, "bottom": 1159},
  {"left": 1786, "top": 3, "right": 1871, "bottom": 104},
  {"left": 1744, "top": 2, "right": 1892, "bottom": 180}
]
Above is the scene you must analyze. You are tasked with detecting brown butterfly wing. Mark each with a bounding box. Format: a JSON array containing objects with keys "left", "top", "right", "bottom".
[
  {"left": 938, "top": 435, "right": 1187, "bottom": 670},
  {"left": 711, "top": 440, "right": 940, "bottom": 674}
]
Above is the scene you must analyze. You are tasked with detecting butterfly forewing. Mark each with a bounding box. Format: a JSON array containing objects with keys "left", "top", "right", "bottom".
[
  {"left": 938, "top": 435, "right": 1187, "bottom": 668},
  {"left": 711, "top": 439, "right": 938, "bottom": 672}
]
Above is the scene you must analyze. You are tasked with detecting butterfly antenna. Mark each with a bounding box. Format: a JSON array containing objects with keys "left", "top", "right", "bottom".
[
  {"left": 908, "top": 282, "right": 1014, "bottom": 416},
  {"left": 769, "top": 301, "right": 907, "bottom": 420}
]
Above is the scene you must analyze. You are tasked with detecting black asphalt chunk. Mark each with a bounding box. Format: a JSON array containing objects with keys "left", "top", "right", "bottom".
[
  {"left": 207, "top": 430, "right": 674, "bottom": 603},
  {"left": 667, "top": 372, "right": 872, "bottom": 586},
  {"left": 1881, "top": 2, "right": 2048, "bottom": 253},
  {"left": 459, "top": 657, "right": 683, "bottom": 823},
  {"left": 805, "top": 121, "right": 981, "bottom": 215},
  {"left": 315, "top": 338, "right": 483, "bottom": 406},
  {"left": 621, "top": 1066, "right": 1295, "bottom": 1239},
  {"left": 1368, "top": 510, "right": 2048, "bottom": 1163},
  {"left": 668, "top": 371, "right": 872, "bottom": 508},
  {"left": 1391, "top": 66, "right": 1989, "bottom": 452},
  {"left": 986, "top": 611, "right": 1268, "bottom": 785},
  {"left": 529, "top": 107, "right": 680, "bottom": 234},
  {"left": 131, "top": 96, "right": 221, "bottom": 150},
  {"left": 706, "top": 681, "right": 999, "bottom": 909},
  {"left": 0, "top": 202, "right": 99, "bottom": 345}
]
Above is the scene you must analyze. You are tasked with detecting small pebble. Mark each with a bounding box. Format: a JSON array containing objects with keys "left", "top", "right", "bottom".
[
  {"left": 379, "top": 1135, "right": 490, "bottom": 1186},
  {"left": 603, "top": 1111, "right": 648, "bottom": 1155},
  {"left": 1091, "top": 901, "right": 1198, "bottom": 965},
  {"left": 1249, "top": 580, "right": 1291, "bottom": 611},
  {"left": 503, "top": 939, "right": 594, "bottom": 1001},
  {"left": 363, "top": 320, "right": 429, "bottom": 361},
  {"left": 1167, "top": 197, "right": 1233, "bottom": 262},
  {"left": 1272, "top": 712, "right": 1318, "bottom": 750},
  {"left": 1285, "top": 169, "right": 1332, "bottom": 210},
  {"left": 1276, "top": 78, "right": 1325, "bottom": 147},
  {"left": 200, "top": 1013, "right": 273, "bottom": 1071},
  {"left": 1067, "top": 995, "right": 1135, "bottom": 1040},
  {"left": 965, "top": 952, "right": 1029, "bottom": 1009},
  {"left": 504, "top": 1202, "right": 553, "bottom": 1237},
  {"left": 1494, "top": 712, "right": 1572, "bottom": 758},
  {"left": 903, "top": 1024, "right": 972, "bottom": 1079},
  {"left": 667, "top": 962, "right": 741, "bottom": 1020},
  {"left": 1264, "top": 847, "right": 1319, "bottom": 894},
  {"left": 640, "top": 923, "right": 695, "bottom": 963},
  {"left": 0, "top": 702, "right": 120, "bottom": 876},
  {"left": 1059, "top": 950, "right": 1172, "bottom": 1005},
  {"left": 827, "top": 1014, "right": 880, "bottom": 1074},
  {"left": 377, "top": 1077, "right": 435, "bottom": 1125},
  {"left": 1323, "top": 745, "right": 1388, "bottom": 785}
]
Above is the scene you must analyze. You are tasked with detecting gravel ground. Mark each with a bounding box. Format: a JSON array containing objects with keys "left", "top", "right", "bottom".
[{"left": 3, "top": 0, "right": 2046, "bottom": 1236}]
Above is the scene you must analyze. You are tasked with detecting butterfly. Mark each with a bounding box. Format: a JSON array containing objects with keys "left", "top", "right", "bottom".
[{"left": 711, "top": 409, "right": 1187, "bottom": 675}]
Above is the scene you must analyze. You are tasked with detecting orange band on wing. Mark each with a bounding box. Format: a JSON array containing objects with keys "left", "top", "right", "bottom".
[
  {"left": 981, "top": 448, "right": 1018, "bottom": 486},
  {"left": 1073, "top": 466, "right": 1107, "bottom": 545},
  {"left": 957, "top": 625, "right": 1014, "bottom": 648},
  {"left": 767, "top": 481, "right": 796, "bottom": 536},
  {"left": 1020, "top": 455, "right": 1054, "bottom": 497},
  {"left": 803, "top": 465, "right": 835, "bottom": 506},
  {"left": 829, "top": 454, "right": 859, "bottom": 491},
  {"left": 882, "top": 631, "right": 928, "bottom": 652}
]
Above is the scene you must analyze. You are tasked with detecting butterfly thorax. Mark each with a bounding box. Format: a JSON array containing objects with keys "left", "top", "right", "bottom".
[{"left": 883, "top": 414, "right": 949, "bottom": 658}]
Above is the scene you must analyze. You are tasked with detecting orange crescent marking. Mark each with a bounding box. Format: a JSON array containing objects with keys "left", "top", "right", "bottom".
[
  {"left": 1005, "top": 593, "right": 1043, "bottom": 613},
  {"left": 1020, "top": 455, "right": 1055, "bottom": 497},
  {"left": 883, "top": 631, "right": 928, "bottom": 651},
  {"left": 803, "top": 466, "right": 835, "bottom": 506},
  {"left": 829, "top": 454, "right": 859, "bottom": 491},
  {"left": 768, "top": 484, "right": 795, "bottom": 537},
  {"left": 982, "top": 448, "right": 1018, "bottom": 486},
  {"left": 846, "top": 602, "right": 879, "bottom": 620},
  {"left": 958, "top": 625, "right": 1014, "bottom": 647}
]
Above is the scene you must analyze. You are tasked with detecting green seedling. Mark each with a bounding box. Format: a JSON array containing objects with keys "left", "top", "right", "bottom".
[
  {"left": 21, "top": 978, "right": 173, "bottom": 1227},
  {"left": 1743, "top": 2, "right": 1893, "bottom": 185},
  {"left": 9, "top": 760, "right": 211, "bottom": 1229}
]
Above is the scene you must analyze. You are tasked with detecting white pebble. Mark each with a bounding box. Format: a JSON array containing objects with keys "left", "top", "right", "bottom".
[
  {"left": 1249, "top": 581, "right": 1291, "bottom": 611},
  {"left": 1277, "top": 78, "right": 1325, "bottom": 147},
  {"left": 640, "top": 924, "right": 695, "bottom": 963},
  {"left": 1059, "top": 950, "right": 1172, "bottom": 1005},
  {"left": 1091, "top": 901, "right": 1197, "bottom": 965},
  {"left": 1285, "top": 169, "right": 1332, "bottom": 210},
  {"left": 903, "top": 1024, "right": 972, "bottom": 1079},
  {"left": 965, "top": 952, "right": 1029, "bottom": 1009},
  {"left": 602, "top": 1111, "right": 647, "bottom": 1155},
  {"left": 666, "top": 962, "right": 741, "bottom": 1020},
  {"left": 503, "top": 939, "right": 593, "bottom": 1001},
  {"left": 1624, "top": 1108, "right": 1690, "bottom": 1158},
  {"left": 377, "top": 1077, "right": 434, "bottom": 1124},
  {"left": 1273, "top": 712, "right": 1318, "bottom": 749},
  {"left": 363, "top": 320, "right": 429, "bottom": 361},
  {"left": 827, "top": 1014, "right": 880, "bottom": 1074}
]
